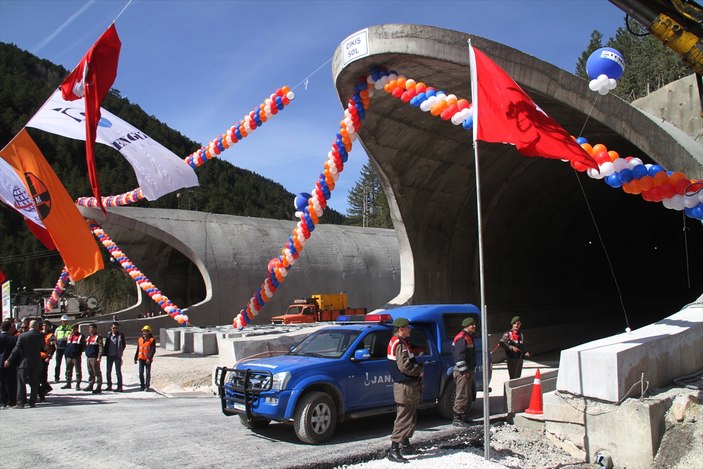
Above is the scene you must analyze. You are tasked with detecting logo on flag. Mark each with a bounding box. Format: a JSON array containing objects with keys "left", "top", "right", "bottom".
[
  {"left": 23, "top": 172, "right": 51, "bottom": 219},
  {"left": 27, "top": 89, "right": 199, "bottom": 201}
]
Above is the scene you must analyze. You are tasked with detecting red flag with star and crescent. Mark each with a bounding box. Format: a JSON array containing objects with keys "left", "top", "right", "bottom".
[
  {"left": 469, "top": 43, "right": 598, "bottom": 171},
  {"left": 60, "top": 23, "right": 121, "bottom": 216}
]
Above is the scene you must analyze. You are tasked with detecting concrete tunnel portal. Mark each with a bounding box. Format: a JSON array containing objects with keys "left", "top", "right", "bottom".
[
  {"left": 331, "top": 25, "right": 703, "bottom": 342},
  {"left": 84, "top": 25, "right": 702, "bottom": 349}
]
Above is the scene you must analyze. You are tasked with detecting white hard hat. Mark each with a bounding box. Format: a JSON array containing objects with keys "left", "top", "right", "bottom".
[{"left": 61, "top": 315, "right": 70, "bottom": 321}]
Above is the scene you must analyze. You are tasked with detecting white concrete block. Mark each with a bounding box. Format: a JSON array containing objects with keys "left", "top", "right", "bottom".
[{"left": 556, "top": 301, "right": 703, "bottom": 402}]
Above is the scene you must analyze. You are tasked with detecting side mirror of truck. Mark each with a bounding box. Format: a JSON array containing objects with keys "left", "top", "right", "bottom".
[{"left": 352, "top": 348, "right": 371, "bottom": 361}]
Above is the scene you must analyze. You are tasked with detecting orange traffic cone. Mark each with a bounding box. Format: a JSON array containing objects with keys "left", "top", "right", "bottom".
[{"left": 525, "top": 368, "right": 543, "bottom": 415}]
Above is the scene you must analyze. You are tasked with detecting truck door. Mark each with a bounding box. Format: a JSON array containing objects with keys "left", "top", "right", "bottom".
[
  {"left": 346, "top": 330, "right": 395, "bottom": 411},
  {"left": 408, "top": 328, "right": 440, "bottom": 403}
]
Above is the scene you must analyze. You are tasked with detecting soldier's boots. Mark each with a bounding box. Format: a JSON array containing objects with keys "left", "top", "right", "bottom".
[
  {"left": 453, "top": 413, "right": 470, "bottom": 427},
  {"left": 387, "top": 442, "right": 408, "bottom": 463},
  {"left": 400, "top": 438, "right": 416, "bottom": 455}
]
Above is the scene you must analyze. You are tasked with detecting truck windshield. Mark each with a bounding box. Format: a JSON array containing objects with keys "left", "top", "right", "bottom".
[
  {"left": 286, "top": 306, "right": 302, "bottom": 315},
  {"left": 289, "top": 329, "right": 361, "bottom": 358}
]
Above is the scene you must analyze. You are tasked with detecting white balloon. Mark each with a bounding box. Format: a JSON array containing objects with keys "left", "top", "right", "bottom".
[
  {"left": 420, "top": 99, "right": 433, "bottom": 112},
  {"left": 587, "top": 167, "right": 603, "bottom": 180},
  {"left": 600, "top": 161, "right": 615, "bottom": 177},
  {"left": 684, "top": 195, "right": 699, "bottom": 208},
  {"left": 607, "top": 78, "right": 617, "bottom": 90},
  {"left": 367, "top": 75, "right": 374, "bottom": 84},
  {"left": 613, "top": 158, "right": 628, "bottom": 172},
  {"left": 589, "top": 79, "right": 600, "bottom": 92},
  {"left": 287, "top": 91, "right": 295, "bottom": 100},
  {"left": 662, "top": 197, "right": 673, "bottom": 209},
  {"left": 670, "top": 195, "right": 685, "bottom": 211},
  {"left": 627, "top": 158, "right": 643, "bottom": 169},
  {"left": 598, "top": 86, "right": 609, "bottom": 95}
]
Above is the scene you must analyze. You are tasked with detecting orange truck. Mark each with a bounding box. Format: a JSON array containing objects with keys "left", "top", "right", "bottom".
[{"left": 271, "top": 293, "right": 367, "bottom": 325}]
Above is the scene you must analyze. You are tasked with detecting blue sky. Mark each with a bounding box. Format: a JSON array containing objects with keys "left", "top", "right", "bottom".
[{"left": 0, "top": 0, "right": 625, "bottom": 214}]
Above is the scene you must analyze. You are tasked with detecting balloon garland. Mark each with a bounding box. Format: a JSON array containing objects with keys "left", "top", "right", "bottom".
[
  {"left": 75, "top": 87, "right": 295, "bottom": 208},
  {"left": 578, "top": 139, "right": 703, "bottom": 218},
  {"left": 88, "top": 221, "right": 189, "bottom": 324},
  {"left": 232, "top": 77, "right": 370, "bottom": 329},
  {"left": 53, "top": 87, "right": 294, "bottom": 325},
  {"left": 373, "top": 65, "right": 703, "bottom": 220},
  {"left": 44, "top": 266, "right": 71, "bottom": 314}
]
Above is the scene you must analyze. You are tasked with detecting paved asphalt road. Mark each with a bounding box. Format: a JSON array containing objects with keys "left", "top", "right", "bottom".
[
  {"left": 1, "top": 357, "right": 558, "bottom": 468},
  {"left": 0, "top": 391, "right": 477, "bottom": 469}
]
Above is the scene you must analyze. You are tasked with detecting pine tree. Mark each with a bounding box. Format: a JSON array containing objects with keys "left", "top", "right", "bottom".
[{"left": 346, "top": 161, "right": 392, "bottom": 229}]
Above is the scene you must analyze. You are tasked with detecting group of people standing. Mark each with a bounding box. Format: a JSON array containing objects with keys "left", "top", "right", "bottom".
[
  {"left": 0, "top": 315, "right": 157, "bottom": 409},
  {"left": 385, "top": 314, "right": 530, "bottom": 463}
]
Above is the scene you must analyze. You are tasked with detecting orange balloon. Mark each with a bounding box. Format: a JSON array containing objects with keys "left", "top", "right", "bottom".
[
  {"left": 669, "top": 171, "right": 686, "bottom": 184},
  {"left": 608, "top": 150, "right": 620, "bottom": 162},
  {"left": 653, "top": 171, "right": 669, "bottom": 187},
  {"left": 581, "top": 143, "right": 594, "bottom": 155},
  {"left": 592, "top": 143, "right": 608, "bottom": 155},
  {"left": 638, "top": 175, "right": 654, "bottom": 191}
]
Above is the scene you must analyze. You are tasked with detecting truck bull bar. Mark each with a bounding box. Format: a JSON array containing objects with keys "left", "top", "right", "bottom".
[{"left": 215, "top": 366, "right": 274, "bottom": 420}]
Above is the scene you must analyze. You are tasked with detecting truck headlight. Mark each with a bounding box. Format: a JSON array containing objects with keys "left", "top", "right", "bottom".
[{"left": 271, "top": 371, "right": 291, "bottom": 391}]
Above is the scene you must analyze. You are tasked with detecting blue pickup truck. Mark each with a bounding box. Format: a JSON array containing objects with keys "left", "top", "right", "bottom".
[{"left": 215, "top": 304, "right": 490, "bottom": 444}]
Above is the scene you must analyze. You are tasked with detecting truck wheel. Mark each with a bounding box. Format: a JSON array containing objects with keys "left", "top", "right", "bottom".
[
  {"left": 238, "top": 414, "right": 271, "bottom": 429},
  {"left": 293, "top": 391, "right": 337, "bottom": 444},
  {"left": 437, "top": 379, "right": 456, "bottom": 419}
]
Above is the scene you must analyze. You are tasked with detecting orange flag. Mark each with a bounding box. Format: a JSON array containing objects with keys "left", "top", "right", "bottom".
[{"left": 0, "top": 129, "right": 103, "bottom": 281}]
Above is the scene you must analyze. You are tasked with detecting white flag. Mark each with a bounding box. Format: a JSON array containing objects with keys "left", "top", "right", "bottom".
[
  {"left": 26, "top": 89, "right": 198, "bottom": 201},
  {"left": 0, "top": 157, "right": 45, "bottom": 227}
]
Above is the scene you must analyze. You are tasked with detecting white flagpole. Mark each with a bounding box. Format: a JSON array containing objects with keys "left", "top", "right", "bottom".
[{"left": 468, "top": 39, "right": 491, "bottom": 461}]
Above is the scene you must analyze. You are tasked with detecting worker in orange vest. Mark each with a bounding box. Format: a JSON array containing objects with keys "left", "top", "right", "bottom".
[
  {"left": 134, "top": 325, "right": 156, "bottom": 392},
  {"left": 39, "top": 320, "right": 55, "bottom": 401}
]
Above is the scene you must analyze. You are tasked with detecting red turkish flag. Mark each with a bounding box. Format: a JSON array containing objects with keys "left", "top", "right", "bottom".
[
  {"left": 60, "top": 23, "right": 121, "bottom": 215},
  {"left": 469, "top": 44, "right": 598, "bottom": 170}
]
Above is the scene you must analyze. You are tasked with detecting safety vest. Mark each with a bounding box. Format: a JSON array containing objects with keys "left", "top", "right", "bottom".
[
  {"left": 64, "top": 333, "right": 84, "bottom": 358},
  {"left": 55, "top": 324, "right": 71, "bottom": 347},
  {"left": 387, "top": 335, "right": 418, "bottom": 383},
  {"left": 85, "top": 334, "right": 102, "bottom": 358},
  {"left": 452, "top": 330, "right": 476, "bottom": 372},
  {"left": 40, "top": 332, "right": 54, "bottom": 360},
  {"left": 137, "top": 336, "right": 155, "bottom": 361}
]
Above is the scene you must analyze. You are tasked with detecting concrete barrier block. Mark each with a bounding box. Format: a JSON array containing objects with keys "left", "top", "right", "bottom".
[
  {"left": 194, "top": 331, "right": 218, "bottom": 355},
  {"left": 180, "top": 328, "right": 197, "bottom": 353},
  {"left": 162, "top": 328, "right": 181, "bottom": 351},
  {"left": 556, "top": 302, "right": 703, "bottom": 402}
]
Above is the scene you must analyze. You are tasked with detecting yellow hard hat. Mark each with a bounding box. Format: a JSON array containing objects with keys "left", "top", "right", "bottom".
[{"left": 142, "top": 325, "right": 151, "bottom": 332}]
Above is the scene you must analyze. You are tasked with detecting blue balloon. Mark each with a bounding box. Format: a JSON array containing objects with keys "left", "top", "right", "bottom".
[
  {"left": 586, "top": 47, "right": 625, "bottom": 80},
  {"left": 632, "top": 164, "right": 648, "bottom": 179},
  {"left": 619, "top": 168, "right": 634, "bottom": 183},
  {"left": 575, "top": 137, "right": 588, "bottom": 145},
  {"left": 648, "top": 164, "right": 664, "bottom": 177},
  {"left": 462, "top": 114, "right": 474, "bottom": 130},
  {"left": 605, "top": 173, "right": 622, "bottom": 188},
  {"left": 294, "top": 193, "right": 312, "bottom": 212}
]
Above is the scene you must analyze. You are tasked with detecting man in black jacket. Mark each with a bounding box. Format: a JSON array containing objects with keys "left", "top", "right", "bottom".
[
  {"left": 4, "top": 319, "right": 45, "bottom": 408},
  {"left": 0, "top": 319, "right": 18, "bottom": 408}
]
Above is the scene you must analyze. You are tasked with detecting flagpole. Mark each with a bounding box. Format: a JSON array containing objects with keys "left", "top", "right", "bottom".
[{"left": 468, "top": 39, "right": 491, "bottom": 462}]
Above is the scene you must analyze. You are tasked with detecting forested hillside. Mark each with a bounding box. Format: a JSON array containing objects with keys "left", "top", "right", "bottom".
[{"left": 0, "top": 42, "right": 344, "bottom": 292}]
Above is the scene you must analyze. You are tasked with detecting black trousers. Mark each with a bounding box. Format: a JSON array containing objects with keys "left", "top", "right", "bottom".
[
  {"left": 0, "top": 366, "right": 17, "bottom": 406},
  {"left": 54, "top": 348, "right": 65, "bottom": 380},
  {"left": 17, "top": 365, "right": 40, "bottom": 406}
]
